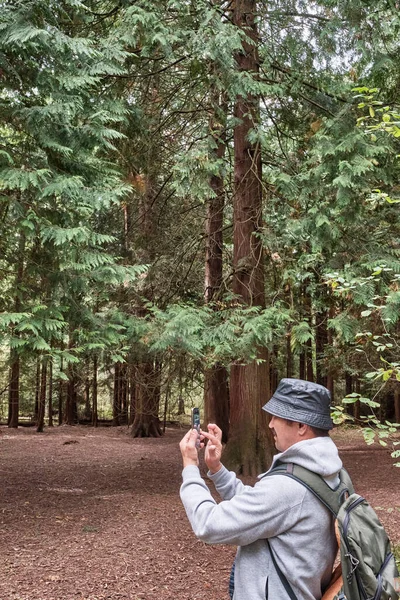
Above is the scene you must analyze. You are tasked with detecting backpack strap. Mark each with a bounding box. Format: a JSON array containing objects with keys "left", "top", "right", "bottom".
[
  {"left": 267, "top": 540, "right": 299, "bottom": 600},
  {"left": 264, "top": 463, "right": 354, "bottom": 517},
  {"left": 263, "top": 462, "right": 354, "bottom": 599}
]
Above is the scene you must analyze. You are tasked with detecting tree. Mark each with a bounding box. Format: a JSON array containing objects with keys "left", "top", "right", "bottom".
[
  {"left": 203, "top": 91, "right": 230, "bottom": 442},
  {"left": 221, "top": 0, "right": 274, "bottom": 475},
  {"left": 0, "top": 0, "right": 145, "bottom": 428},
  {"left": 1, "top": 0, "right": 400, "bottom": 457}
]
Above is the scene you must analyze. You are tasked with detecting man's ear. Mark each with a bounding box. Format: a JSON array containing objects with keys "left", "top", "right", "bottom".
[{"left": 298, "top": 422, "right": 309, "bottom": 437}]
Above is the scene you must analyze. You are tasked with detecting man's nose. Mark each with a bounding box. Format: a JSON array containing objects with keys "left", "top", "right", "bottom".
[{"left": 268, "top": 416, "right": 275, "bottom": 428}]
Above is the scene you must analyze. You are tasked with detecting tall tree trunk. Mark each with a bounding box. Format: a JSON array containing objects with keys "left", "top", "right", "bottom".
[
  {"left": 286, "top": 332, "right": 293, "bottom": 379},
  {"left": 92, "top": 355, "right": 98, "bottom": 427},
  {"left": 326, "top": 305, "right": 335, "bottom": 403},
  {"left": 354, "top": 376, "right": 361, "bottom": 422},
  {"left": 306, "top": 337, "right": 314, "bottom": 382},
  {"left": 153, "top": 360, "right": 162, "bottom": 427},
  {"left": 203, "top": 93, "right": 230, "bottom": 442},
  {"left": 128, "top": 363, "right": 135, "bottom": 426},
  {"left": 315, "top": 308, "right": 328, "bottom": 387},
  {"left": 65, "top": 329, "right": 77, "bottom": 425},
  {"left": 58, "top": 382, "right": 63, "bottom": 426},
  {"left": 66, "top": 365, "right": 77, "bottom": 425},
  {"left": 302, "top": 283, "right": 314, "bottom": 382},
  {"left": 113, "top": 363, "right": 128, "bottom": 426},
  {"left": 58, "top": 355, "right": 64, "bottom": 426},
  {"left": 8, "top": 355, "right": 20, "bottom": 428},
  {"left": 48, "top": 359, "right": 53, "bottom": 427},
  {"left": 113, "top": 362, "right": 121, "bottom": 426},
  {"left": 162, "top": 370, "right": 171, "bottom": 433},
  {"left": 36, "top": 358, "right": 47, "bottom": 433},
  {"left": 223, "top": 0, "right": 274, "bottom": 475},
  {"left": 345, "top": 373, "right": 352, "bottom": 396},
  {"left": 84, "top": 363, "right": 91, "bottom": 422},
  {"left": 34, "top": 358, "right": 40, "bottom": 422},
  {"left": 327, "top": 375, "right": 334, "bottom": 404},
  {"left": 8, "top": 232, "right": 25, "bottom": 428},
  {"left": 130, "top": 88, "right": 164, "bottom": 437},
  {"left": 270, "top": 346, "right": 278, "bottom": 394},
  {"left": 204, "top": 365, "right": 230, "bottom": 442},
  {"left": 299, "top": 351, "right": 306, "bottom": 380},
  {"left": 131, "top": 361, "right": 162, "bottom": 438},
  {"left": 121, "top": 365, "right": 128, "bottom": 425}
]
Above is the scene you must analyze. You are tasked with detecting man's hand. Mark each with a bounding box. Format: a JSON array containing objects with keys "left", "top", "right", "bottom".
[
  {"left": 179, "top": 429, "right": 200, "bottom": 468},
  {"left": 202, "top": 424, "right": 223, "bottom": 474}
]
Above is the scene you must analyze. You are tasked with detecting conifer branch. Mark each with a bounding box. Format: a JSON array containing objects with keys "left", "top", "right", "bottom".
[
  {"left": 265, "top": 11, "right": 331, "bottom": 22},
  {"left": 265, "top": 63, "right": 350, "bottom": 104}
]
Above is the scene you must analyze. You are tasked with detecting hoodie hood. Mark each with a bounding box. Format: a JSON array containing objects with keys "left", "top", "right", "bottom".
[{"left": 262, "top": 436, "right": 342, "bottom": 485}]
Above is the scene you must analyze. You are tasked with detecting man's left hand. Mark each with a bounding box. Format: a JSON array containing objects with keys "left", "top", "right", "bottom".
[{"left": 179, "top": 429, "right": 201, "bottom": 468}]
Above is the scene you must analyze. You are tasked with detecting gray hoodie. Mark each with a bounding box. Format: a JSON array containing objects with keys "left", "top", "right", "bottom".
[{"left": 180, "top": 436, "right": 343, "bottom": 600}]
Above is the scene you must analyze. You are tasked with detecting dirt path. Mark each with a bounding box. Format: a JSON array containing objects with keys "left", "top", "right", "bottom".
[{"left": 0, "top": 425, "right": 399, "bottom": 600}]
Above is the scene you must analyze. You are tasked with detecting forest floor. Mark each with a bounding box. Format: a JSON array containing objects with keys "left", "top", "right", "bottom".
[{"left": 0, "top": 424, "right": 399, "bottom": 600}]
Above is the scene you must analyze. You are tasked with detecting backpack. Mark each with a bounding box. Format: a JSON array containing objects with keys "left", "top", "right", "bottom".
[{"left": 266, "top": 462, "right": 399, "bottom": 600}]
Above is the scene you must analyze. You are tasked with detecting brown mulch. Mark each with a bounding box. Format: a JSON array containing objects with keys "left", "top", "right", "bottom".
[{"left": 0, "top": 425, "right": 399, "bottom": 600}]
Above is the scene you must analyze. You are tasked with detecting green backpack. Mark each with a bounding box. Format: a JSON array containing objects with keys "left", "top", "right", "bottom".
[{"left": 267, "top": 463, "right": 399, "bottom": 600}]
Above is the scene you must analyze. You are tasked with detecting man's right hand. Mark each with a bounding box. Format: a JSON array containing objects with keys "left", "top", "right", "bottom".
[{"left": 202, "top": 424, "right": 223, "bottom": 474}]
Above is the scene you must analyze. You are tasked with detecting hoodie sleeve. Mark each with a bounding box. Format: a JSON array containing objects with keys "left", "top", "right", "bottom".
[
  {"left": 180, "top": 466, "right": 305, "bottom": 546},
  {"left": 207, "top": 465, "right": 253, "bottom": 500}
]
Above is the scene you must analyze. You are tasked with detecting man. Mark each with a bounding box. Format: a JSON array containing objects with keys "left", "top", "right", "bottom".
[{"left": 179, "top": 378, "right": 342, "bottom": 600}]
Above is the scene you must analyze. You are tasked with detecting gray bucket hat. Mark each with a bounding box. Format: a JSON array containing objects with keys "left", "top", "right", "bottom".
[{"left": 262, "top": 378, "right": 333, "bottom": 431}]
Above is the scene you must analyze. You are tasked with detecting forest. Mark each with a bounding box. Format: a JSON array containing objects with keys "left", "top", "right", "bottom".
[{"left": 1, "top": 0, "right": 400, "bottom": 476}]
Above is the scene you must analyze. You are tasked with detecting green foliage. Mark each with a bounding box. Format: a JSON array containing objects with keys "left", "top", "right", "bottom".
[
  {"left": 144, "top": 301, "right": 291, "bottom": 366},
  {"left": 290, "top": 321, "right": 312, "bottom": 353},
  {"left": 355, "top": 87, "right": 400, "bottom": 141},
  {"left": 1, "top": 0, "right": 400, "bottom": 446},
  {"left": 332, "top": 393, "right": 400, "bottom": 466}
]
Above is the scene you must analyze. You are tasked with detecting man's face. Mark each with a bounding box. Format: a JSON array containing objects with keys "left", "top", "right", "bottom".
[{"left": 268, "top": 415, "right": 299, "bottom": 452}]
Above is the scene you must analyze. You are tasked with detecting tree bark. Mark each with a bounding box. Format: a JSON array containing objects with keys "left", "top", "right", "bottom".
[
  {"left": 113, "top": 362, "right": 121, "bottom": 426},
  {"left": 326, "top": 305, "right": 335, "bottom": 403},
  {"left": 306, "top": 337, "right": 314, "bottom": 382},
  {"left": 84, "top": 364, "right": 91, "bottom": 422},
  {"left": 121, "top": 364, "right": 128, "bottom": 425},
  {"left": 48, "top": 359, "right": 53, "bottom": 427},
  {"left": 66, "top": 365, "right": 77, "bottom": 425},
  {"left": 36, "top": 358, "right": 47, "bottom": 433},
  {"left": 131, "top": 361, "right": 162, "bottom": 438},
  {"left": 34, "top": 358, "right": 40, "bottom": 422},
  {"left": 113, "top": 362, "right": 128, "bottom": 425},
  {"left": 222, "top": 0, "right": 274, "bottom": 475},
  {"left": 270, "top": 346, "right": 278, "bottom": 394},
  {"left": 130, "top": 105, "right": 163, "bottom": 437},
  {"left": 315, "top": 308, "right": 328, "bottom": 387},
  {"left": 58, "top": 381, "right": 63, "bottom": 426},
  {"left": 204, "top": 364, "right": 230, "bottom": 442},
  {"left": 8, "top": 232, "right": 25, "bottom": 428},
  {"left": 128, "top": 363, "right": 135, "bottom": 426},
  {"left": 162, "top": 371, "right": 171, "bottom": 433},
  {"left": 58, "top": 355, "right": 64, "bottom": 426},
  {"left": 8, "top": 355, "right": 20, "bottom": 428},
  {"left": 286, "top": 333, "right": 293, "bottom": 379},
  {"left": 354, "top": 376, "right": 361, "bottom": 422},
  {"left": 92, "top": 355, "right": 98, "bottom": 427},
  {"left": 65, "top": 329, "right": 77, "bottom": 425},
  {"left": 299, "top": 350, "right": 306, "bottom": 381},
  {"left": 203, "top": 92, "right": 230, "bottom": 441}
]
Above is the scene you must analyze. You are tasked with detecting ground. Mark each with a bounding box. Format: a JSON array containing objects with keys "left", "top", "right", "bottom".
[{"left": 0, "top": 425, "right": 399, "bottom": 600}]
